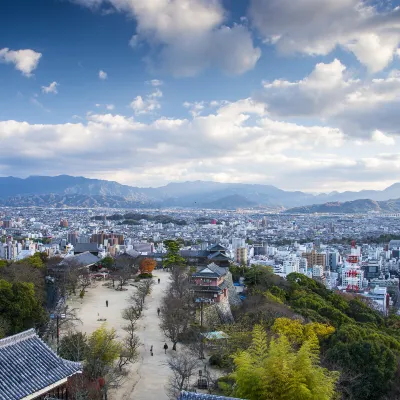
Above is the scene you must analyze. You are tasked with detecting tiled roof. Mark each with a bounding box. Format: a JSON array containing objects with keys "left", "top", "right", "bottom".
[
  {"left": 193, "top": 263, "right": 227, "bottom": 278},
  {"left": 0, "top": 329, "right": 82, "bottom": 400},
  {"left": 73, "top": 242, "right": 99, "bottom": 253},
  {"left": 178, "top": 391, "right": 243, "bottom": 400},
  {"left": 208, "top": 251, "right": 230, "bottom": 260},
  {"left": 208, "top": 244, "right": 227, "bottom": 252}
]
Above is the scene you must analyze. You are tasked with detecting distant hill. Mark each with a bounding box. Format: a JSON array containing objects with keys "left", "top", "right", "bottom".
[
  {"left": 201, "top": 194, "right": 257, "bottom": 209},
  {"left": 0, "top": 194, "right": 154, "bottom": 208},
  {"left": 1, "top": 175, "right": 400, "bottom": 209},
  {"left": 285, "top": 198, "right": 400, "bottom": 214}
]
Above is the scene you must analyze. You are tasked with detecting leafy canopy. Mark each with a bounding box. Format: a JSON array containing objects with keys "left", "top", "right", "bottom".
[{"left": 233, "top": 324, "right": 339, "bottom": 400}]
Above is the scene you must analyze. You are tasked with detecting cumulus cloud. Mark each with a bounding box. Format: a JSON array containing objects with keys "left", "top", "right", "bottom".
[
  {"left": 99, "top": 69, "right": 107, "bottom": 79},
  {"left": 0, "top": 99, "right": 363, "bottom": 190},
  {"left": 73, "top": 0, "right": 261, "bottom": 76},
  {"left": 130, "top": 89, "right": 162, "bottom": 115},
  {"left": 371, "top": 130, "right": 396, "bottom": 146},
  {"left": 249, "top": 0, "right": 400, "bottom": 72},
  {"left": 259, "top": 59, "right": 400, "bottom": 137},
  {"left": 41, "top": 81, "right": 59, "bottom": 94},
  {"left": 0, "top": 48, "right": 42, "bottom": 76}
]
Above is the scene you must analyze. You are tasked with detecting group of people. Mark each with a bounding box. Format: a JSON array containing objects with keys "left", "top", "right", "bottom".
[
  {"left": 105, "top": 275, "right": 167, "bottom": 357},
  {"left": 150, "top": 343, "right": 168, "bottom": 356}
]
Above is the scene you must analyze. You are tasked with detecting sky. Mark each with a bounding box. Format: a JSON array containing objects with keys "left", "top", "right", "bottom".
[{"left": 1, "top": 0, "right": 400, "bottom": 192}]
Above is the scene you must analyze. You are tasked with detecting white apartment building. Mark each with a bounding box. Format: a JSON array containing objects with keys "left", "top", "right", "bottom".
[{"left": 283, "top": 255, "right": 300, "bottom": 275}]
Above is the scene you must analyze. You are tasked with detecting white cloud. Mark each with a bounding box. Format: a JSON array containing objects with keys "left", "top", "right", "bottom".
[
  {"left": 0, "top": 99, "right": 363, "bottom": 190},
  {"left": 41, "top": 81, "right": 59, "bottom": 94},
  {"left": 72, "top": 0, "right": 260, "bottom": 76},
  {"left": 146, "top": 79, "right": 163, "bottom": 87},
  {"left": 0, "top": 48, "right": 42, "bottom": 77},
  {"left": 371, "top": 130, "right": 396, "bottom": 146},
  {"left": 99, "top": 70, "right": 107, "bottom": 80},
  {"left": 106, "top": 104, "right": 115, "bottom": 110},
  {"left": 249, "top": 0, "right": 400, "bottom": 72},
  {"left": 130, "top": 89, "right": 162, "bottom": 115},
  {"left": 259, "top": 59, "right": 400, "bottom": 137}
]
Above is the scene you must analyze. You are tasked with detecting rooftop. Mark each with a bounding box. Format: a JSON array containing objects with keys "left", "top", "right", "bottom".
[{"left": 0, "top": 329, "right": 82, "bottom": 400}]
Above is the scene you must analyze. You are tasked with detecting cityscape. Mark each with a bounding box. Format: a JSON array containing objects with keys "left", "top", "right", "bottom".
[{"left": 2, "top": 0, "right": 400, "bottom": 399}]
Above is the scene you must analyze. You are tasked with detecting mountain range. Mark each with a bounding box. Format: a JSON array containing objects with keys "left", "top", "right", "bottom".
[
  {"left": 1, "top": 175, "right": 400, "bottom": 210},
  {"left": 285, "top": 198, "right": 400, "bottom": 214}
]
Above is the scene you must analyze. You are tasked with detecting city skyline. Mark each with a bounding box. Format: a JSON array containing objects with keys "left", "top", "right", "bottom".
[{"left": 1, "top": 0, "right": 400, "bottom": 192}]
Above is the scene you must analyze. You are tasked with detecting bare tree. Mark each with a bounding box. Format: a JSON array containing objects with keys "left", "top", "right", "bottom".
[
  {"left": 135, "top": 278, "right": 155, "bottom": 307},
  {"left": 117, "top": 332, "right": 141, "bottom": 371},
  {"left": 160, "top": 296, "right": 192, "bottom": 351},
  {"left": 168, "top": 267, "right": 192, "bottom": 299},
  {"left": 120, "top": 305, "right": 141, "bottom": 368},
  {"left": 165, "top": 350, "right": 200, "bottom": 399}
]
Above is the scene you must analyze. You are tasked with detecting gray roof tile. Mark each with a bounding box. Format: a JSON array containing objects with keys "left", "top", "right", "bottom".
[{"left": 0, "top": 329, "right": 82, "bottom": 400}]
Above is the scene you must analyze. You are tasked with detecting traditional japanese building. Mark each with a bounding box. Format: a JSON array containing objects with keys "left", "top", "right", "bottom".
[
  {"left": 0, "top": 329, "right": 82, "bottom": 400},
  {"left": 180, "top": 244, "right": 231, "bottom": 268},
  {"left": 192, "top": 263, "right": 229, "bottom": 303}
]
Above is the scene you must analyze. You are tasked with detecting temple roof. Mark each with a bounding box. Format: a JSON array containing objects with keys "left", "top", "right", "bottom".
[
  {"left": 208, "top": 244, "right": 227, "bottom": 252},
  {"left": 192, "top": 263, "right": 227, "bottom": 278},
  {"left": 0, "top": 329, "right": 82, "bottom": 400},
  {"left": 208, "top": 251, "right": 230, "bottom": 261}
]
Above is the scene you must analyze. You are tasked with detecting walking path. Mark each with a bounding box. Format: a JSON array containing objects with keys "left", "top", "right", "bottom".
[
  {"left": 128, "top": 269, "right": 170, "bottom": 399},
  {"left": 69, "top": 269, "right": 171, "bottom": 400}
]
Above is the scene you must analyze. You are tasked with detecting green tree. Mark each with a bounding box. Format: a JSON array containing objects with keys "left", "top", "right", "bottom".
[
  {"left": 232, "top": 325, "right": 339, "bottom": 400},
  {"left": 163, "top": 240, "right": 186, "bottom": 269},
  {"left": 0, "top": 279, "right": 45, "bottom": 334},
  {"left": 59, "top": 332, "right": 89, "bottom": 362},
  {"left": 85, "top": 324, "right": 122, "bottom": 379},
  {"left": 244, "top": 264, "right": 274, "bottom": 288},
  {"left": 99, "top": 256, "right": 114, "bottom": 270}
]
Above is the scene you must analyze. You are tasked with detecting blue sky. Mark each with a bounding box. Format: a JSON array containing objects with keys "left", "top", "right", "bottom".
[{"left": 1, "top": 0, "right": 400, "bottom": 192}]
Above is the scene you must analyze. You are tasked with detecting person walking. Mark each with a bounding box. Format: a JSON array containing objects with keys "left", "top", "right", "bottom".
[
  {"left": 150, "top": 345, "right": 153, "bottom": 356},
  {"left": 106, "top": 300, "right": 108, "bottom": 307},
  {"left": 158, "top": 278, "right": 160, "bottom": 284},
  {"left": 157, "top": 307, "right": 160, "bottom": 316},
  {"left": 164, "top": 343, "right": 168, "bottom": 354}
]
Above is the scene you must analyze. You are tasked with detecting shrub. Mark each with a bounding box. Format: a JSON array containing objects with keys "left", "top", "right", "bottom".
[{"left": 138, "top": 273, "right": 153, "bottom": 279}]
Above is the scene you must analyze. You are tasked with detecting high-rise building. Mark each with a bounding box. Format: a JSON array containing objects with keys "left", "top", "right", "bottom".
[
  {"left": 283, "top": 255, "right": 299, "bottom": 274},
  {"left": 67, "top": 232, "right": 78, "bottom": 246},
  {"left": 91, "top": 232, "right": 124, "bottom": 245},
  {"left": 302, "top": 249, "right": 326, "bottom": 268},
  {"left": 235, "top": 247, "right": 248, "bottom": 265},
  {"left": 232, "top": 238, "right": 246, "bottom": 250}
]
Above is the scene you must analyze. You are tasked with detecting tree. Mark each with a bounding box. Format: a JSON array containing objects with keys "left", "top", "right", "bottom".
[
  {"left": 163, "top": 240, "right": 186, "bottom": 269},
  {"left": 272, "top": 318, "right": 335, "bottom": 346},
  {"left": 232, "top": 325, "right": 339, "bottom": 400},
  {"left": 59, "top": 331, "right": 89, "bottom": 362},
  {"left": 85, "top": 325, "right": 122, "bottom": 379},
  {"left": 0, "top": 279, "right": 46, "bottom": 335},
  {"left": 168, "top": 266, "right": 192, "bottom": 299},
  {"left": 139, "top": 258, "right": 156, "bottom": 274},
  {"left": 244, "top": 264, "right": 274, "bottom": 288},
  {"left": 160, "top": 296, "right": 192, "bottom": 350},
  {"left": 99, "top": 256, "right": 114, "bottom": 270},
  {"left": 165, "top": 350, "right": 200, "bottom": 399},
  {"left": 118, "top": 305, "right": 142, "bottom": 372}
]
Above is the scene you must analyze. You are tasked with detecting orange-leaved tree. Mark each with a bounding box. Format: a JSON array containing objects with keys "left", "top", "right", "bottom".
[{"left": 139, "top": 258, "right": 156, "bottom": 274}]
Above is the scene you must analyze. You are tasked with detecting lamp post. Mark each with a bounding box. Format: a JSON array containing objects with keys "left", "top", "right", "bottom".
[{"left": 50, "top": 312, "right": 66, "bottom": 354}]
